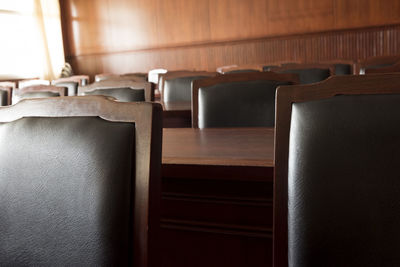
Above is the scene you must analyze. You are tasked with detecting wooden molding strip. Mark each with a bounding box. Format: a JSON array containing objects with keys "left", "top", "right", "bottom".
[
  {"left": 162, "top": 192, "right": 272, "bottom": 207},
  {"left": 161, "top": 218, "right": 272, "bottom": 238},
  {"left": 67, "top": 23, "right": 400, "bottom": 59}
]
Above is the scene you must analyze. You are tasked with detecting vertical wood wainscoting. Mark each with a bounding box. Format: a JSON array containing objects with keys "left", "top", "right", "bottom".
[{"left": 65, "top": 24, "right": 400, "bottom": 77}]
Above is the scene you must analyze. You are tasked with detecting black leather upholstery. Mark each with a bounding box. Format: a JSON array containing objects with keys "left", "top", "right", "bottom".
[
  {"left": 84, "top": 87, "right": 145, "bottom": 102},
  {"left": 0, "top": 89, "right": 6, "bottom": 106},
  {"left": 54, "top": 81, "right": 79, "bottom": 96},
  {"left": 288, "top": 94, "right": 400, "bottom": 266},
  {"left": 0, "top": 117, "right": 135, "bottom": 265},
  {"left": 198, "top": 80, "right": 290, "bottom": 128},
  {"left": 263, "top": 65, "right": 279, "bottom": 71},
  {"left": 280, "top": 68, "right": 330, "bottom": 84},
  {"left": 224, "top": 69, "right": 260, "bottom": 74},
  {"left": 334, "top": 64, "right": 352, "bottom": 75},
  {"left": 164, "top": 76, "right": 208, "bottom": 102}
]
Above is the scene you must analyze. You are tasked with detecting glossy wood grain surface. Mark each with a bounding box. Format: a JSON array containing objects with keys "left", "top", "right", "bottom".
[
  {"left": 162, "top": 127, "right": 274, "bottom": 167},
  {"left": 60, "top": 0, "right": 400, "bottom": 77}
]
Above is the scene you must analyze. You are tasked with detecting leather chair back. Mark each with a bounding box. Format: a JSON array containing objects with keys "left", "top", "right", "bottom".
[
  {"left": 12, "top": 85, "right": 67, "bottom": 104},
  {"left": 160, "top": 71, "right": 217, "bottom": 103},
  {"left": 192, "top": 72, "right": 298, "bottom": 128},
  {"left": 0, "top": 88, "right": 7, "bottom": 106},
  {"left": 0, "top": 86, "right": 12, "bottom": 106},
  {"left": 0, "top": 96, "right": 162, "bottom": 266},
  {"left": 365, "top": 61, "right": 400, "bottom": 74},
  {"left": 274, "top": 74, "right": 400, "bottom": 267},
  {"left": 79, "top": 80, "right": 152, "bottom": 102},
  {"left": 53, "top": 81, "right": 79, "bottom": 96},
  {"left": 271, "top": 64, "right": 333, "bottom": 84},
  {"left": 52, "top": 75, "right": 89, "bottom": 87},
  {"left": 333, "top": 63, "right": 352, "bottom": 75},
  {"left": 358, "top": 55, "right": 400, "bottom": 74},
  {"left": 84, "top": 87, "right": 145, "bottom": 102},
  {"left": 163, "top": 75, "right": 209, "bottom": 102}
]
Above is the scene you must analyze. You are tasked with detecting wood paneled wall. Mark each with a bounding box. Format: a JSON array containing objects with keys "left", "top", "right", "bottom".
[{"left": 59, "top": 0, "right": 400, "bottom": 78}]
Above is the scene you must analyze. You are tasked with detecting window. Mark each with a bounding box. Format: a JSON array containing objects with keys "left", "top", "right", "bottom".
[{"left": 0, "top": 0, "right": 65, "bottom": 80}]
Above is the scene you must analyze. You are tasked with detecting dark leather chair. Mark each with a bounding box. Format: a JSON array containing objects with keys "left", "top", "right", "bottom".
[
  {"left": 216, "top": 64, "right": 264, "bottom": 74},
  {"left": 0, "top": 96, "right": 162, "bottom": 266},
  {"left": 274, "top": 73, "right": 400, "bottom": 267},
  {"left": 18, "top": 79, "right": 50, "bottom": 88},
  {"left": 0, "top": 86, "right": 12, "bottom": 106},
  {"left": 271, "top": 63, "right": 334, "bottom": 84},
  {"left": 365, "top": 61, "right": 400, "bottom": 74},
  {"left": 358, "top": 55, "right": 400, "bottom": 74},
  {"left": 192, "top": 72, "right": 298, "bottom": 128},
  {"left": 161, "top": 71, "right": 217, "bottom": 103},
  {"left": 319, "top": 60, "right": 355, "bottom": 75},
  {"left": 53, "top": 81, "right": 79, "bottom": 96},
  {"left": 53, "top": 75, "right": 90, "bottom": 87},
  {"left": 95, "top": 73, "right": 147, "bottom": 82},
  {"left": 79, "top": 80, "right": 153, "bottom": 102},
  {"left": 12, "top": 85, "right": 67, "bottom": 104}
]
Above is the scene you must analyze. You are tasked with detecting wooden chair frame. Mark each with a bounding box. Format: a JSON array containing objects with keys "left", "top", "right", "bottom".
[
  {"left": 357, "top": 55, "right": 400, "bottom": 74},
  {"left": 13, "top": 85, "right": 67, "bottom": 104},
  {"left": 191, "top": 71, "right": 299, "bottom": 128},
  {"left": 365, "top": 61, "right": 400, "bottom": 74},
  {"left": 320, "top": 59, "right": 357, "bottom": 74},
  {"left": 18, "top": 79, "right": 50, "bottom": 88},
  {"left": 0, "top": 96, "right": 162, "bottom": 266},
  {"left": 159, "top": 71, "right": 217, "bottom": 104},
  {"left": 79, "top": 80, "right": 153, "bottom": 101},
  {"left": 270, "top": 63, "right": 335, "bottom": 76},
  {"left": 95, "top": 73, "right": 147, "bottom": 83},
  {"left": 216, "top": 64, "right": 264, "bottom": 74},
  {"left": 52, "top": 75, "right": 90, "bottom": 86},
  {"left": 274, "top": 73, "right": 400, "bottom": 267}
]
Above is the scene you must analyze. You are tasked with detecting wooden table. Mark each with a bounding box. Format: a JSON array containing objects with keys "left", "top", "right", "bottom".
[
  {"left": 161, "top": 101, "right": 191, "bottom": 128},
  {"left": 161, "top": 127, "right": 274, "bottom": 267}
]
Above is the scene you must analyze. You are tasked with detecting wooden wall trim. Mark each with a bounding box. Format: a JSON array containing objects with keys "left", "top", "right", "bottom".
[
  {"left": 68, "top": 24, "right": 400, "bottom": 76},
  {"left": 161, "top": 219, "right": 272, "bottom": 238},
  {"left": 67, "top": 23, "right": 400, "bottom": 59}
]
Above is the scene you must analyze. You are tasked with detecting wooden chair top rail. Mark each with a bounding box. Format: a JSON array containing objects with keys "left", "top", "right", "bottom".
[
  {"left": 358, "top": 55, "right": 400, "bottom": 67},
  {"left": 270, "top": 63, "right": 335, "bottom": 75},
  {"left": 192, "top": 71, "right": 300, "bottom": 128},
  {"left": 365, "top": 61, "right": 400, "bottom": 74},
  {"left": 95, "top": 73, "right": 147, "bottom": 82},
  {"left": 0, "top": 81, "right": 16, "bottom": 89},
  {"left": 52, "top": 75, "right": 90, "bottom": 86},
  {"left": 161, "top": 71, "right": 218, "bottom": 81},
  {"left": 15, "top": 85, "right": 67, "bottom": 96},
  {"left": 216, "top": 64, "right": 264, "bottom": 74},
  {"left": 274, "top": 73, "right": 400, "bottom": 267},
  {"left": 18, "top": 79, "right": 50, "bottom": 88},
  {"left": 357, "top": 55, "right": 400, "bottom": 74}
]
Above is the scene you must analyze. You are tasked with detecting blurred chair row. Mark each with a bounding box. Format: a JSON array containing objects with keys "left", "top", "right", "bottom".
[{"left": 2, "top": 55, "right": 400, "bottom": 130}]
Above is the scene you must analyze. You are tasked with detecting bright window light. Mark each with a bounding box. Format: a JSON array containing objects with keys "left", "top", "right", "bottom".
[{"left": 0, "top": 0, "right": 65, "bottom": 80}]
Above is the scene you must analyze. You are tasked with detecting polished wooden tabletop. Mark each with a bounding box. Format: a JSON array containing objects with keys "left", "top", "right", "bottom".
[{"left": 162, "top": 127, "right": 274, "bottom": 167}]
